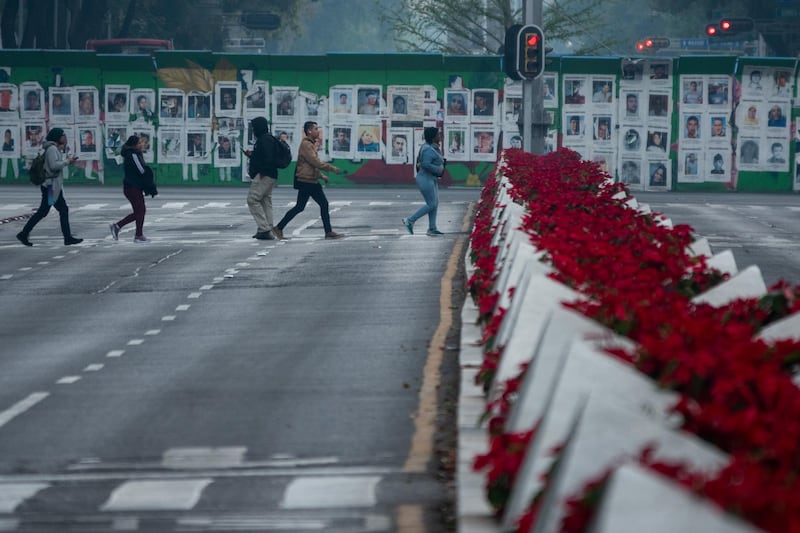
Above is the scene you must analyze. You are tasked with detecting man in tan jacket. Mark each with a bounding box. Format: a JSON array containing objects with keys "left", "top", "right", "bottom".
[{"left": 273, "top": 121, "right": 344, "bottom": 240}]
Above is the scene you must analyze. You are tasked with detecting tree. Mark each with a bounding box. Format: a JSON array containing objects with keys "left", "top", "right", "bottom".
[{"left": 382, "top": 0, "right": 609, "bottom": 56}]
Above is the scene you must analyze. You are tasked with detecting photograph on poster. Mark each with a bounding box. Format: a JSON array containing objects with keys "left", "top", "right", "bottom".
[
  {"left": 49, "top": 88, "right": 73, "bottom": 121},
  {"left": 105, "top": 124, "right": 128, "bottom": 153},
  {"left": 273, "top": 128, "right": 298, "bottom": 158},
  {"left": 186, "top": 130, "right": 210, "bottom": 161},
  {"left": 620, "top": 159, "right": 641, "bottom": 184},
  {"left": 564, "top": 78, "right": 586, "bottom": 105},
  {"left": 215, "top": 82, "right": 241, "bottom": 118},
  {"left": 648, "top": 161, "right": 668, "bottom": 187},
  {"left": 330, "top": 87, "right": 354, "bottom": 116},
  {"left": 78, "top": 126, "right": 99, "bottom": 159},
  {"left": 1, "top": 124, "right": 19, "bottom": 158},
  {"left": 743, "top": 67, "right": 768, "bottom": 98},
  {"left": 767, "top": 103, "right": 787, "bottom": 127},
  {"left": 682, "top": 79, "right": 703, "bottom": 105},
  {"left": 130, "top": 89, "right": 155, "bottom": 120},
  {"left": 23, "top": 122, "right": 44, "bottom": 155},
  {"left": 504, "top": 96, "right": 521, "bottom": 124},
  {"left": 472, "top": 128, "right": 496, "bottom": 157},
  {"left": 564, "top": 114, "right": 585, "bottom": 137},
  {"left": 159, "top": 89, "right": 185, "bottom": 123},
  {"left": 105, "top": 85, "right": 129, "bottom": 120},
  {"left": 76, "top": 88, "right": 98, "bottom": 121},
  {"left": 273, "top": 87, "right": 298, "bottom": 119},
  {"left": 355, "top": 123, "right": 382, "bottom": 158},
  {"left": 245, "top": 81, "right": 268, "bottom": 112},
  {"left": 187, "top": 92, "right": 212, "bottom": 121},
  {"left": 682, "top": 113, "right": 701, "bottom": 139},
  {"left": 446, "top": 126, "right": 469, "bottom": 161},
  {"left": 131, "top": 126, "right": 154, "bottom": 163},
  {"left": 649, "top": 62, "right": 670, "bottom": 80},
  {"left": 593, "top": 116, "right": 612, "bottom": 141},
  {"left": 684, "top": 151, "right": 699, "bottom": 176},
  {"left": 158, "top": 127, "right": 183, "bottom": 164},
  {"left": 709, "top": 115, "right": 727, "bottom": 138},
  {"left": 506, "top": 132, "right": 523, "bottom": 150},
  {"left": 591, "top": 80, "right": 613, "bottom": 104},
  {"left": 741, "top": 103, "right": 760, "bottom": 127},
  {"left": 215, "top": 133, "right": 241, "bottom": 167},
  {"left": 0, "top": 84, "right": 18, "bottom": 114},
  {"left": 387, "top": 127, "right": 412, "bottom": 165},
  {"left": 542, "top": 75, "right": 557, "bottom": 104},
  {"left": 356, "top": 86, "right": 382, "bottom": 116},
  {"left": 648, "top": 94, "right": 669, "bottom": 117},
  {"left": 622, "top": 128, "right": 642, "bottom": 152},
  {"left": 472, "top": 90, "right": 496, "bottom": 120},
  {"left": 391, "top": 95, "right": 408, "bottom": 116},
  {"left": 766, "top": 140, "right": 787, "bottom": 164},
  {"left": 739, "top": 139, "right": 760, "bottom": 166},
  {"left": 20, "top": 83, "right": 44, "bottom": 119},
  {"left": 709, "top": 152, "right": 728, "bottom": 175},
  {"left": 708, "top": 82, "right": 728, "bottom": 106},
  {"left": 623, "top": 92, "right": 640, "bottom": 119},
  {"left": 330, "top": 125, "right": 353, "bottom": 156},
  {"left": 646, "top": 129, "right": 667, "bottom": 153},
  {"left": 591, "top": 152, "right": 610, "bottom": 174},
  {"left": 621, "top": 61, "right": 643, "bottom": 81},
  {"left": 773, "top": 70, "right": 793, "bottom": 96},
  {"left": 444, "top": 89, "right": 469, "bottom": 120}
]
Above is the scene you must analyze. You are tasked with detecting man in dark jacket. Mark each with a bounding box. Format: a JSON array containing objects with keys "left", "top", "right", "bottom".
[{"left": 246, "top": 117, "right": 279, "bottom": 240}]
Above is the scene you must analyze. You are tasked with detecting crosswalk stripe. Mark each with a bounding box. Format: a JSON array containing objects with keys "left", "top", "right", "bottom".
[
  {"left": 0, "top": 483, "right": 49, "bottom": 513},
  {"left": 76, "top": 203, "right": 109, "bottom": 210},
  {"left": 280, "top": 476, "right": 380, "bottom": 509},
  {"left": 100, "top": 479, "right": 212, "bottom": 511}
]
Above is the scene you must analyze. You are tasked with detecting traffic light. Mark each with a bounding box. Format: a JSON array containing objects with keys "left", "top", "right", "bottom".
[
  {"left": 636, "top": 37, "right": 669, "bottom": 53},
  {"left": 719, "top": 17, "right": 755, "bottom": 34},
  {"left": 705, "top": 24, "right": 719, "bottom": 36},
  {"left": 504, "top": 24, "right": 524, "bottom": 80},
  {"left": 517, "top": 24, "right": 545, "bottom": 80}
]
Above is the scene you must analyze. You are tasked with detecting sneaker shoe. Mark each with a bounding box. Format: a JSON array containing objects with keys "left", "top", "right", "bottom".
[
  {"left": 109, "top": 223, "right": 120, "bottom": 241},
  {"left": 16, "top": 232, "right": 32, "bottom": 246},
  {"left": 272, "top": 227, "right": 285, "bottom": 240},
  {"left": 254, "top": 231, "right": 275, "bottom": 240},
  {"left": 325, "top": 231, "right": 344, "bottom": 239},
  {"left": 426, "top": 229, "right": 444, "bottom": 236},
  {"left": 402, "top": 218, "right": 414, "bottom": 235},
  {"left": 64, "top": 236, "right": 83, "bottom": 245},
  {"left": 134, "top": 235, "right": 149, "bottom": 243}
]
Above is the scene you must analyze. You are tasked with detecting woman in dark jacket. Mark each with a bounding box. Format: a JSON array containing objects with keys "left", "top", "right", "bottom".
[{"left": 109, "top": 135, "right": 157, "bottom": 243}]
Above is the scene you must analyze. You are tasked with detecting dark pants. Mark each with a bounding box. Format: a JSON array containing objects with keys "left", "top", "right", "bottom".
[
  {"left": 116, "top": 186, "right": 146, "bottom": 237},
  {"left": 276, "top": 181, "right": 332, "bottom": 234},
  {"left": 21, "top": 186, "right": 72, "bottom": 238}
]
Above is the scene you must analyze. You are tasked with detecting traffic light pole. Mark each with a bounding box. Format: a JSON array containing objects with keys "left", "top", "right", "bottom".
[{"left": 522, "top": 0, "right": 547, "bottom": 155}]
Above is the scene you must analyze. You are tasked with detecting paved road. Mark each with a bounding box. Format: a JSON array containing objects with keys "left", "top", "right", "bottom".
[{"left": 0, "top": 185, "right": 477, "bottom": 532}]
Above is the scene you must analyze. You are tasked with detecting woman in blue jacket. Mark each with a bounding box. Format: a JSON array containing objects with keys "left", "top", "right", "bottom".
[
  {"left": 109, "top": 135, "right": 157, "bottom": 243},
  {"left": 403, "top": 127, "right": 445, "bottom": 236}
]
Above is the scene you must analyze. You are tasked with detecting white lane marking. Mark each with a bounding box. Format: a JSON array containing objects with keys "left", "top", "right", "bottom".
[
  {"left": 76, "top": 203, "right": 108, "bottom": 210},
  {"left": 145, "top": 329, "right": 161, "bottom": 336},
  {"left": 53, "top": 255, "right": 65, "bottom": 259},
  {"left": 0, "top": 275, "right": 11, "bottom": 280},
  {"left": 235, "top": 262, "right": 250, "bottom": 267},
  {"left": 0, "top": 204, "right": 30, "bottom": 210},
  {"left": 187, "top": 292, "right": 202, "bottom": 299},
  {"left": 100, "top": 479, "right": 212, "bottom": 511},
  {"left": 56, "top": 376, "right": 81, "bottom": 384},
  {"left": 199, "top": 285, "right": 213, "bottom": 291},
  {"left": 292, "top": 219, "right": 319, "bottom": 237},
  {"left": 201, "top": 202, "right": 231, "bottom": 208},
  {"left": 176, "top": 516, "right": 328, "bottom": 529},
  {"left": 127, "top": 339, "right": 144, "bottom": 346},
  {"left": 17, "top": 267, "right": 31, "bottom": 271},
  {"left": 787, "top": 206, "right": 800, "bottom": 212},
  {"left": 368, "top": 201, "right": 393, "bottom": 206},
  {"left": 371, "top": 229, "right": 401, "bottom": 234},
  {"left": 212, "top": 277, "right": 225, "bottom": 282},
  {"left": 0, "top": 483, "right": 50, "bottom": 512},
  {"left": 190, "top": 231, "right": 221, "bottom": 235},
  {"left": 84, "top": 364, "right": 104, "bottom": 372},
  {"left": 36, "top": 261, "right": 50, "bottom": 265},
  {"left": 160, "top": 202, "right": 189, "bottom": 209},
  {"left": 162, "top": 447, "right": 247, "bottom": 469},
  {"left": 106, "top": 350, "right": 124, "bottom": 358},
  {"left": 161, "top": 315, "right": 176, "bottom": 321},
  {"left": 175, "top": 304, "right": 190, "bottom": 311},
  {"left": 280, "top": 476, "right": 380, "bottom": 509},
  {"left": 111, "top": 516, "right": 139, "bottom": 530},
  {"left": 329, "top": 201, "right": 352, "bottom": 206},
  {"left": 0, "top": 392, "right": 49, "bottom": 429}
]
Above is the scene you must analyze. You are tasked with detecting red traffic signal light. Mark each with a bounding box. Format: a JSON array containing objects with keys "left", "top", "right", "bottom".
[
  {"left": 705, "top": 24, "right": 718, "bottom": 36},
  {"left": 636, "top": 41, "right": 645, "bottom": 52},
  {"left": 639, "top": 37, "right": 670, "bottom": 51},
  {"left": 718, "top": 17, "right": 755, "bottom": 34},
  {"left": 516, "top": 24, "right": 545, "bottom": 80},
  {"left": 526, "top": 33, "right": 540, "bottom": 47}
]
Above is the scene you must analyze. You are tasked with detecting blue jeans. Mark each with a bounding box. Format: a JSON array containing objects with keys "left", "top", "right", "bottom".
[{"left": 408, "top": 175, "right": 438, "bottom": 230}]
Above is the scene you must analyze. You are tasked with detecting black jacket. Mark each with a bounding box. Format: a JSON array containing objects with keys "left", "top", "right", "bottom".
[
  {"left": 248, "top": 133, "right": 279, "bottom": 180},
  {"left": 122, "top": 145, "right": 157, "bottom": 197}
]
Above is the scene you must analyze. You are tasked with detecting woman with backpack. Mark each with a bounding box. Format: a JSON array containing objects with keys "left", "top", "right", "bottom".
[
  {"left": 16, "top": 127, "right": 82, "bottom": 246},
  {"left": 109, "top": 135, "right": 157, "bottom": 243},
  {"left": 402, "top": 126, "right": 446, "bottom": 236}
]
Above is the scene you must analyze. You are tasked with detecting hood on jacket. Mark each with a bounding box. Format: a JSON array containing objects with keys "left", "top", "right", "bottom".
[{"left": 251, "top": 116, "right": 270, "bottom": 137}]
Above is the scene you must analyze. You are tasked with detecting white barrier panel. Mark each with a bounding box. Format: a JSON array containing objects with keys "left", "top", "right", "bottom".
[
  {"left": 705, "top": 249, "right": 738, "bottom": 277},
  {"left": 757, "top": 312, "right": 800, "bottom": 343},
  {"left": 691, "top": 265, "right": 767, "bottom": 307},
  {"left": 687, "top": 237, "right": 713, "bottom": 258}
]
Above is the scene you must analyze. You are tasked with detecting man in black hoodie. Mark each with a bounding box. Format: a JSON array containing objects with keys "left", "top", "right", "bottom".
[{"left": 246, "top": 116, "right": 279, "bottom": 239}]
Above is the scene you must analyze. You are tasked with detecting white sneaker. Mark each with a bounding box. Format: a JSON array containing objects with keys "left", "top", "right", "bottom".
[
  {"left": 134, "top": 235, "right": 149, "bottom": 243},
  {"left": 109, "top": 223, "right": 119, "bottom": 241}
]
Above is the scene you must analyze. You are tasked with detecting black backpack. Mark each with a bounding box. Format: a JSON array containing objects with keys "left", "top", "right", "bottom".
[
  {"left": 273, "top": 135, "right": 292, "bottom": 169},
  {"left": 28, "top": 148, "right": 50, "bottom": 186}
]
